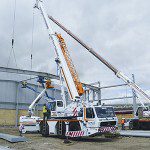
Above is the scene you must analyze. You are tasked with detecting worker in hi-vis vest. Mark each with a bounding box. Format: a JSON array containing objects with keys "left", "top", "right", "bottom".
[
  {"left": 121, "top": 118, "right": 125, "bottom": 130},
  {"left": 43, "top": 104, "right": 48, "bottom": 120}
]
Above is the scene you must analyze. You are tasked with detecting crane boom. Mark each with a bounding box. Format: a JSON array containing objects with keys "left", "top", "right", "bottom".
[
  {"left": 56, "top": 34, "right": 84, "bottom": 96},
  {"left": 47, "top": 15, "right": 150, "bottom": 104},
  {"left": 35, "top": 0, "right": 80, "bottom": 100}
]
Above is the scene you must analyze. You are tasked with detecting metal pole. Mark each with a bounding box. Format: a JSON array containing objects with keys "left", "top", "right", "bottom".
[
  {"left": 100, "top": 84, "right": 127, "bottom": 89},
  {"left": 86, "top": 90, "right": 90, "bottom": 102},
  {"left": 101, "top": 96, "right": 133, "bottom": 101},
  {"left": 132, "top": 74, "right": 137, "bottom": 117},
  {"left": 84, "top": 86, "right": 86, "bottom": 102},
  {"left": 93, "top": 90, "right": 95, "bottom": 102},
  {"left": 15, "top": 82, "right": 19, "bottom": 127},
  {"left": 98, "top": 82, "right": 101, "bottom": 105},
  {"left": 35, "top": 85, "right": 38, "bottom": 116}
]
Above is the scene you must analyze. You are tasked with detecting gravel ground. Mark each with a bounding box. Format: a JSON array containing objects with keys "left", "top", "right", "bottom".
[{"left": 0, "top": 127, "right": 150, "bottom": 150}]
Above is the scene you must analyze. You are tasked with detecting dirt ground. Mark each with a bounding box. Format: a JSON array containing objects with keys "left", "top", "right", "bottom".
[{"left": 0, "top": 127, "right": 150, "bottom": 150}]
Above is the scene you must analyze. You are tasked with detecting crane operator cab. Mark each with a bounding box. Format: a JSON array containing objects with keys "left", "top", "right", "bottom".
[{"left": 47, "top": 100, "right": 65, "bottom": 118}]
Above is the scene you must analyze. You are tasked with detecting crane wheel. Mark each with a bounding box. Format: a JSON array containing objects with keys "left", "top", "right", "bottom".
[
  {"left": 69, "top": 122, "right": 81, "bottom": 131},
  {"left": 39, "top": 121, "right": 49, "bottom": 137},
  {"left": 129, "top": 121, "right": 133, "bottom": 130}
]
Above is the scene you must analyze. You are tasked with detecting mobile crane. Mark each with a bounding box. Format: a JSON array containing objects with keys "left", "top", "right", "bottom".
[
  {"left": 35, "top": 0, "right": 118, "bottom": 138},
  {"left": 34, "top": 0, "right": 150, "bottom": 137},
  {"left": 47, "top": 5, "right": 150, "bottom": 130}
]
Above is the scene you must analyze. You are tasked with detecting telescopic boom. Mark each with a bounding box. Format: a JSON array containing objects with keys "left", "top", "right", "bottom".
[{"left": 35, "top": 0, "right": 81, "bottom": 100}]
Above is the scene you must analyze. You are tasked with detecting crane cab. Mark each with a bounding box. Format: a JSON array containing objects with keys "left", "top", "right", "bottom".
[{"left": 47, "top": 100, "right": 65, "bottom": 118}]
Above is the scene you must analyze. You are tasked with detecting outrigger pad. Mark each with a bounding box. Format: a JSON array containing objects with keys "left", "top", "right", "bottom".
[{"left": 0, "top": 133, "right": 27, "bottom": 143}]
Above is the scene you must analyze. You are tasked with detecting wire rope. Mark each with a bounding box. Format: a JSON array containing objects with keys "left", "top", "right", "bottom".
[
  {"left": 30, "top": 2, "right": 35, "bottom": 71},
  {"left": 7, "top": 0, "right": 18, "bottom": 68}
]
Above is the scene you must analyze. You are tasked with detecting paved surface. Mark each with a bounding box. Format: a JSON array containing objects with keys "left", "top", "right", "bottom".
[
  {"left": 0, "top": 133, "right": 27, "bottom": 143},
  {"left": 119, "top": 130, "right": 150, "bottom": 137}
]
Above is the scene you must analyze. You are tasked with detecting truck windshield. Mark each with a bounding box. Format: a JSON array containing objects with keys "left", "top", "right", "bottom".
[{"left": 95, "top": 107, "right": 115, "bottom": 118}]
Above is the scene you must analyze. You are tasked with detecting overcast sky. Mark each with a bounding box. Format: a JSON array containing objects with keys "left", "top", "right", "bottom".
[{"left": 0, "top": 0, "right": 150, "bottom": 104}]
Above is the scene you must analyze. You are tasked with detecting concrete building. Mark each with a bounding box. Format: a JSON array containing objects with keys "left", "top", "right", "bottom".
[{"left": 0, "top": 72, "right": 66, "bottom": 126}]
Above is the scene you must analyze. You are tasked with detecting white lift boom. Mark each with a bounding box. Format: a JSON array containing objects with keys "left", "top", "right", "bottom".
[
  {"left": 35, "top": 0, "right": 82, "bottom": 101},
  {"left": 28, "top": 88, "right": 47, "bottom": 116}
]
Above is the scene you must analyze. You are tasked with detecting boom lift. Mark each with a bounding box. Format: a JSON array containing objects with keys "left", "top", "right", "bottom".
[
  {"left": 19, "top": 87, "right": 46, "bottom": 133},
  {"left": 35, "top": 0, "right": 118, "bottom": 138},
  {"left": 19, "top": 80, "right": 54, "bottom": 133}
]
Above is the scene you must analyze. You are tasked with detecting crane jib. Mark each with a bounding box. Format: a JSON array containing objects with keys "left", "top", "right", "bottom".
[{"left": 48, "top": 15, "right": 118, "bottom": 74}]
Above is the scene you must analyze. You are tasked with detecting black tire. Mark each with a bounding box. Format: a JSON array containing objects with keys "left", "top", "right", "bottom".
[
  {"left": 40, "top": 121, "right": 49, "bottom": 137},
  {"left": 69, "top": 122, "right": 81, "bottom": 131},
  {"left": 129, "top": 119, "right": 139, "bottom": 130},
  {"left": 129, "top": 121, "right": 133, "bottom": 130},
  {"left": 39, "top": 121, "right": 43, "bottom": 134}
]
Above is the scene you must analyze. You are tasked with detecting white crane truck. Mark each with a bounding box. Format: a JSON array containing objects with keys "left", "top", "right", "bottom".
[
  {"left": 35, "top": 0, "right": 150, "bottom": 136},
  {"left": 20, "top": 0, "right": 150, "bottom": 136},
  {"left": 34, "top": 0, "right": 118, "bottom": 138}
]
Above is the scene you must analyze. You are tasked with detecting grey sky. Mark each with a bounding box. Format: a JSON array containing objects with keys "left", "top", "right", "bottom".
[{"left": 0, "top": 0, "right": 150, "bottom": 104}]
